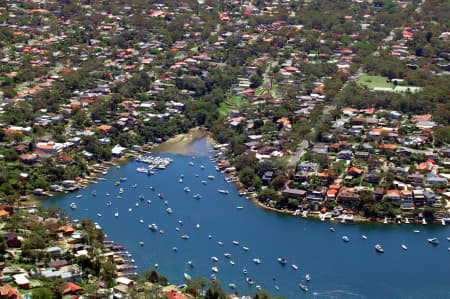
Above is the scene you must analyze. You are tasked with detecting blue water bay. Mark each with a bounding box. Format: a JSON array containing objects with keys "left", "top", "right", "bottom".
[{"left": 44, "top": 140, "right": 450, "bottom": 298}]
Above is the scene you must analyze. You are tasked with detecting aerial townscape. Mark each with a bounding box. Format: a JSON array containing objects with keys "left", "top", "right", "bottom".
[{"left": 0, "top": 0, "right": 448, "bottom": 298}]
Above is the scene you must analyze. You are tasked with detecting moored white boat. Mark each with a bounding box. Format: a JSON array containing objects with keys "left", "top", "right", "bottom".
[
  {"left": 427, "top": 237, "right": 439, "bottom": 245},
  {"left": 299, "top": 283, "right": 308, "bottom": 292},
  {"left": 375, "top": 244, "right": 384, "bottom": 253}
]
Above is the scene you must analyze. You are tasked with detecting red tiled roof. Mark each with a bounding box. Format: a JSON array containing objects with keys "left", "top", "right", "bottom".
[
  {"left": 166, "top": 290, "right": 187, "bottom": 299},
  {"left": 0, "top": 284, "right": 22, "bottom": 298},
  {"left": 64, "top": 282, "right": 83, "bottom": 294}
]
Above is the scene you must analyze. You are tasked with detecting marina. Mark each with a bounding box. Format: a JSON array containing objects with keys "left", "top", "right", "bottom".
[{"left": 43, "top": 139, "right": 450, "bottom": 298}]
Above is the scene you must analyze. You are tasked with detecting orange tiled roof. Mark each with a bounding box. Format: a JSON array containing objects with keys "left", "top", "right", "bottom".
[
  {"left": 387, "top": 190, "right": 400, "bottom": 197},
  {"left": 64, "top": 282, "right": 83, "bottom": 294}
]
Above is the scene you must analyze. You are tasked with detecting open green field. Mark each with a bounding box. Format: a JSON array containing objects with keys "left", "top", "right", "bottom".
[
  {"left": 218, "top": 95, "right": 246, "bottom": 117},
  {"left": 357, "top": 74, "right": 394, "bottom": 89}
]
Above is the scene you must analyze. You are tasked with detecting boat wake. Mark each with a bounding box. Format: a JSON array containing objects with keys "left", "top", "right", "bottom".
[{"left": 311, "top": 289, "right": 366, "bottom": 298}]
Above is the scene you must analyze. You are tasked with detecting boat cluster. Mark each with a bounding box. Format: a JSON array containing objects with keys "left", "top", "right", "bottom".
[
  {"left": 333, "top": 227, "right": 445, "bottom": 252},
  {"left": 136, "top": 155, "right": 173, "bottom": 174}
]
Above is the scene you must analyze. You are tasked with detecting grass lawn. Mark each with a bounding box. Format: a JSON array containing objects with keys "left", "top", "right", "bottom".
[
  {"left": 218, "top": 95, "right": 247, "bottom": 117},
  {"left": 357, "top": 74, "right": 394, "bottom": 89},
  {"left": 254, "top": 87, "right": 264, "bottom": 96},
  {"left": 269, "top": 85, "right": 282, "bottom": 98}
]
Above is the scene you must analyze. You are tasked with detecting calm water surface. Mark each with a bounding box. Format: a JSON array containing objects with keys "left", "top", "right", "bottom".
[{"left": 44, "top": 139, "right": 450, "bottom": 298}]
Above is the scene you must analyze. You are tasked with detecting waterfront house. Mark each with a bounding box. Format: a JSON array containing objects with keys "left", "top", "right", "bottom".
[
  {"left": 423, "top": 189, "right": 436, "bottom": 206},
  {"left": 282, "top": 187, "right": 307, "bottom": 199},
  {"left": 386, "top": 190, "right": 401, "bottom": 201},
  {"left": 374, "top": 187, "right": 384, "bottom": 200},
  {"left": 262, "top": 171, "right": 273, "bottom": 185},
  {"left": 401, "top": 190, "right": 414, "bottom": 210},
  {"left": 113, "top": 284, "right": 129, "bottom": 297},
  {"left": 117, "top": 277, "right": 134, "bottom": 286},
  {"left": 337, "top": 187, "right": 360, "bottom": 206},
  {"left": 58, "top": 225, "right": 74, "bottom": 235},
  {"left": 412, "top": 189, "right": 425, "bottom": 207},
  {"left": 33, "top": 188, "right": 45, "bottom": 195},
  {"left": 166, "top": 290, "right": 188, "bottom": 299},
  {"left": 326, "top": 187, "right": 338, "bottom": 201},
  {"left": 112, "top": 144, "right": 127, "bottom": 157},
  {"left": 306, "top": 187, "right": 327, "bottom": 203}
]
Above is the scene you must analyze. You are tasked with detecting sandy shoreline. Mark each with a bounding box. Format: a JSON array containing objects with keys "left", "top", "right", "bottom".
[{"left": 151, "top": 127, "right": 215, "bottom": 155}]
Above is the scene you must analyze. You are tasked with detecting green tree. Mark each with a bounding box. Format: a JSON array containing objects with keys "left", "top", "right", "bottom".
[
  {"left": 434, "top": 126, "right": 450, "bottom": 146},
  {"left": 239, "top": 166, "right": 261, "bottom": 189},
  {"left": 31, "top": 288, "right": 54, "bottom": 299},
  {"left": 250, "top": 74, "right": 263, "bottom": 88},
  {"left": 253, "top": 290, "right": 272, "bottom": 299},
  {"left": 0, "top": 235, "right": 7, "bottom": 253}
]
